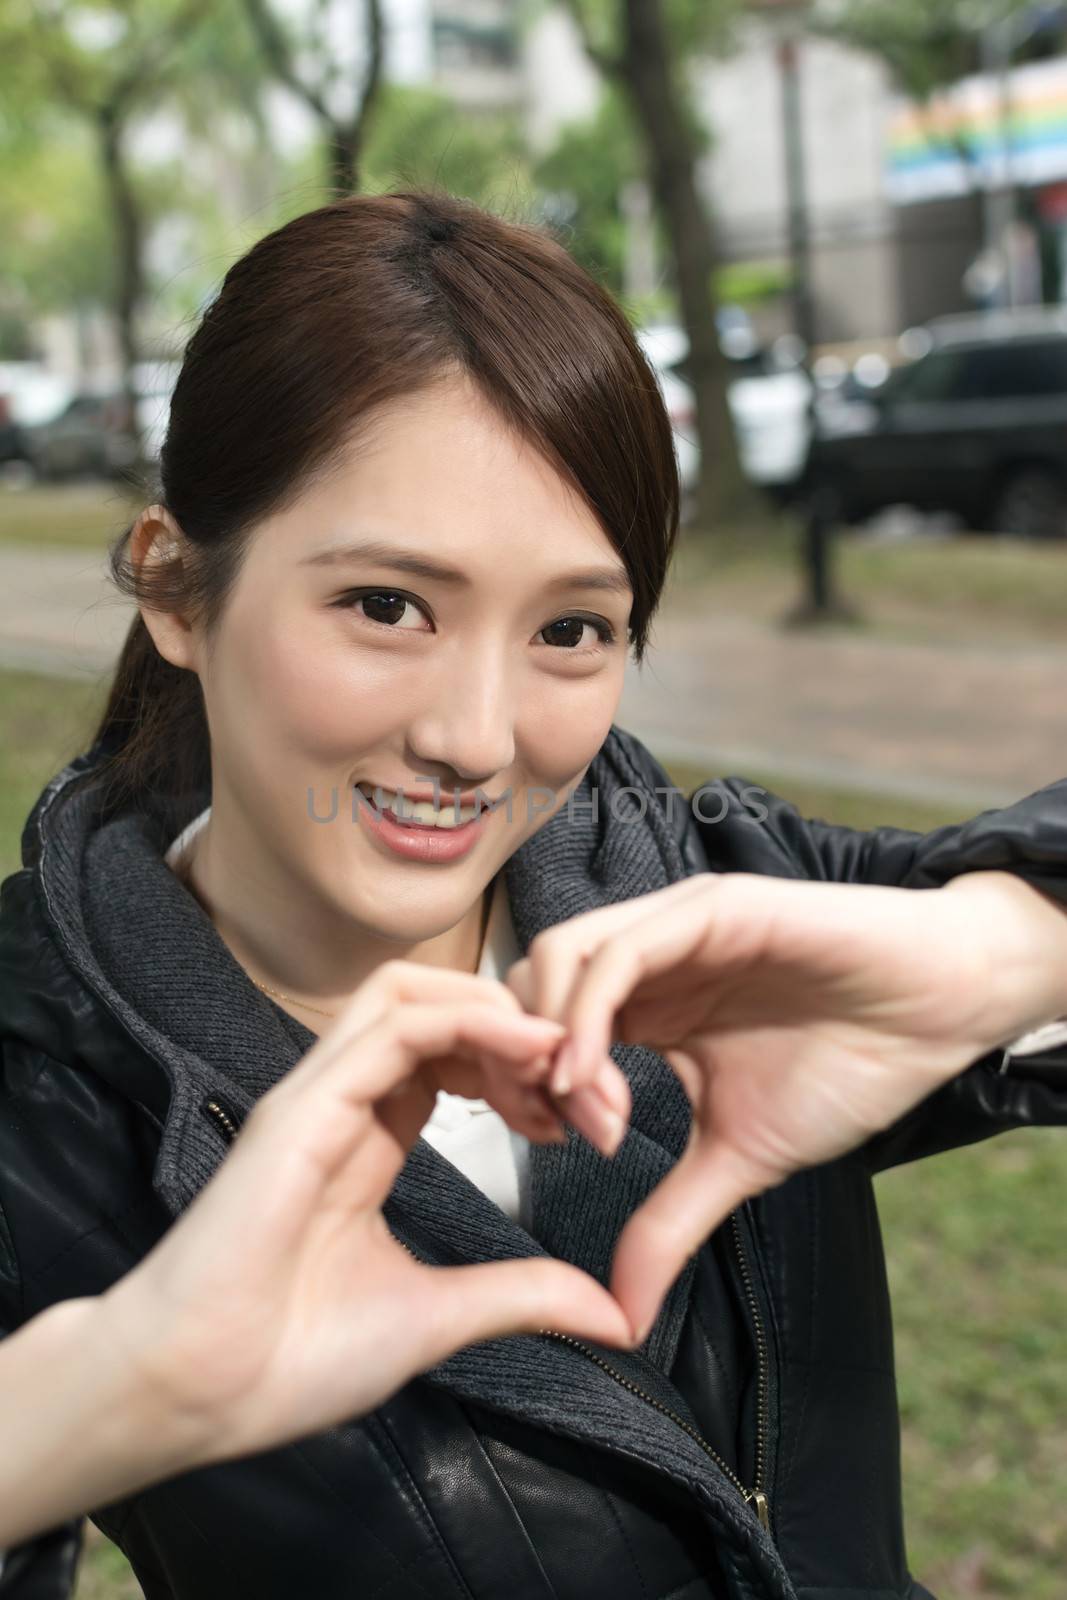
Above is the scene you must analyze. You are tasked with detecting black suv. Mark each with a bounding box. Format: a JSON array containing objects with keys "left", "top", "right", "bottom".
[{"left": 807, "top": 309, "right": 1067, "bottom": 538}]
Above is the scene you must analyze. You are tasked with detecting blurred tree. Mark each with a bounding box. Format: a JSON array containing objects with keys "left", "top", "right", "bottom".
[
  {"left": 0, "top": 0, "right": 219, "bottom": 462},
  {"left": 362, "top": 82, "right": 532, "bottom": 209},
  {"left": 819, "top": 0, "right": 1015, "bottom": 101},
  {"left": 240, "top": 0, "right": 384, "bottom": 195},
  {"left": 532, "top": 83, "right": 642, "bottom": 293},
  {"left": 818, "top": 0, "right": 1052, "bottom": 184},
  {"left": 556, "top": 0, "right": 760, "bottom": 530}
]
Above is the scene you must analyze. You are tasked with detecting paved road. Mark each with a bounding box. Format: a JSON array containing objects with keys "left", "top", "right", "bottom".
[
  {"left": 3, "top": 545, "right": 1066, "bottom": 811},
  {"left": 0, "top": 544, "right": 131, "bottom": 681},
  {"left": 619, "top": 608, "right": 1067, "bottom": 810}
]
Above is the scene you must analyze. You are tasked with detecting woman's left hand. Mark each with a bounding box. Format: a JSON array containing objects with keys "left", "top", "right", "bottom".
[{"left": 506, "top": 867, "right": 1067, "bottom": 1342}]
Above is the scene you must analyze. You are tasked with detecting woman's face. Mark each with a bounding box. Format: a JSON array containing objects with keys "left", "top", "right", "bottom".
[{"left": 149, "top": 373, "right": 635, "bottom": 949}]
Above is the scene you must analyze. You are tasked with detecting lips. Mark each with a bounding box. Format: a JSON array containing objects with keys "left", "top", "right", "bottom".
[{"left": 353, "top": 782, "right": 490, "bottom": 862}]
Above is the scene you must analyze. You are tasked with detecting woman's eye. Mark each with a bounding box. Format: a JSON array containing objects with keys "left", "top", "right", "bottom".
[
  {"left": 336, "top": 592, "right": 616, "bottom": 654},
  {"left": 540, "top": 616, "right": 616, "bottom": 653},
  {"left": 339, "top": 591, "right": 431, "bottom": 630}
]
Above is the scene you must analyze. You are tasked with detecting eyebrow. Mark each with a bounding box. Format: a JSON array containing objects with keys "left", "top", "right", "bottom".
[{"left": 300, "top": 538, "right": 633, "bottom": 598}]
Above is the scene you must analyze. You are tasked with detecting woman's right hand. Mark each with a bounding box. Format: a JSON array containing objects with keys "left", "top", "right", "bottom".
[{"left": 96, "top": 962, "right": 637, "bottom": 1472}]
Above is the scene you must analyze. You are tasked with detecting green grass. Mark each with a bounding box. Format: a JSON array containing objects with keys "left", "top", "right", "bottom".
[
  {"left": 669, "top": 515, "right": 1067, "bottom": 646},
  {"left": 876, "top": 1127, "right": 1067, "bottom": 1595},
  {"left": 1, "top": 669, "right": 1063, "bottom": 1597},
  {"left": 0, "top": 483, "right": 142, "bottom": 549},
  {"left": 0, "top": 667, "right": 110, "bottom": 881},
  {"left": 73, "top": 1527, "right": 143, "bottom": 1600}
]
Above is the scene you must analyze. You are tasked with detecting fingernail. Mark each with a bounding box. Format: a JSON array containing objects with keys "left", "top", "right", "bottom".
[
  {"left": 552, "top": 1040, "right": 575, "bottom": 1095},
  {"left": 598, "top": 1107, "right": 627, "bottom": 1158},
  {"left": 595, "top": 1060, "right": 628, "bottom": 1119}
]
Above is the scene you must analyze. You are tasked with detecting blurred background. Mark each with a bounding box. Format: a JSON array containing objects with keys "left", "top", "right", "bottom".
[{"left": 2, "top": 0, "right": 1066, "bottom": 1594}]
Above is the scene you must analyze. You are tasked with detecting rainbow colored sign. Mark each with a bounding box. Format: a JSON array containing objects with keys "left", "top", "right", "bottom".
[{"left": 887, "top": 54, "right": 1067, "bottom": 203}]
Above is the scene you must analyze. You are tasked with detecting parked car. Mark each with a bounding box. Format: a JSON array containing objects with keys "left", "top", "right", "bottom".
[
  {"left": 635, "top": 323, "right": 814, "bottom": 502},
  {"left": 0, "top": 363, "right": 75, "bottom": 477},
  {"left": 806, "top": 308, "right": 1067, "bottom": 538},
  {"left": 23, "top": 391, "right": 136, "bottom": 480},
  {"left": 21, "top": 361, "right": 177, "bottom": 481},
  {"left": 635, "top": 324, "right": 700, "bottom": 495}
]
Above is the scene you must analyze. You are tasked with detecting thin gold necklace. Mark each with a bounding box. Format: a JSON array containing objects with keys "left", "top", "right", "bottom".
[
  {"left": 171, "top": 836, "right": 338, "bottom": 1016},
  {"left": 246, "top": 878, "right": 497, "bottom": 1021}
]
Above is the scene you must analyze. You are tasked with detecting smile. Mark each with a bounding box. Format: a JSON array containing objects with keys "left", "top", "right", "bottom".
[{"left": 355, "top": 784, "right": 481, "bottom": 830}]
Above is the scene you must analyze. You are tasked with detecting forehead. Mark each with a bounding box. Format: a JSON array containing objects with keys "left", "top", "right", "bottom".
[{"left": 255, "top": 377, "right": 633, "bottom": 589}]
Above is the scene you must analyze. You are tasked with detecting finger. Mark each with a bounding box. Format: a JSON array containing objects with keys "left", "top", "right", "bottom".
[
  {"left": 608, "top": 1134, "right": 766, "bottom": 1345},
  {"left": 303, "top": 1003, "right": 569, "bottom": 1123},
  {"left": 506, "top": 955, "right": 632, "bottom": 1127},
  {"left": 417, "top": 1257, "right": 638, "bottom": 1366},
  {"left": 512, "top": 881, "right": 703, "bottom": 1036},
  {"left": 547, "top": 1070, "right": 629, "bottom": 1158},
  {"left": 558, "top": 884, "right": 723, "bottom": 1088},
  {"left": 594, "top": 1055, "right": 633, "bottom": 1123},
  {"left": 307, "top": 961, "right": 532, "bottom": 1082},
  {"left": 503, "top": 955, "right": 536, "bottom": 1013}
]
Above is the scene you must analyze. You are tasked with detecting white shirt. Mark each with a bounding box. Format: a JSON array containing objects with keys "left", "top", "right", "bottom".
[{"left": 164, "top": 808, "right": 532, "bottom": 1229}]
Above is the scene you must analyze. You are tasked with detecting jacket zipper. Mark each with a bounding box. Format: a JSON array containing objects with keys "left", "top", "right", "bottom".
[
  {"left": 202, "top": 1095, "right": 242, "bottom": 1142},
  {"left": 729, "top": 1209, "right": 771, "bottom": 1517},
  {"left": 393, "top": 1230, "right": 772, "bottom": 1538},
  {"left": 201, "top": 1098, "right": 773, "bottom": 1537}
]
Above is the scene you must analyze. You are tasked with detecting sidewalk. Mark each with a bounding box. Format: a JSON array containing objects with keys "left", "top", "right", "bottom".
[
  {"left": 618, "top": 608, "right": 1067, "bottom": 810},
  {"left": 2, "top": 545, "right": 1065, "bottom": 811}
]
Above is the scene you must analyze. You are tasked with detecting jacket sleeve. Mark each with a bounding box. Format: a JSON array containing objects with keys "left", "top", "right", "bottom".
[
  {"left": 0, "top": 1044, "right": 165, "bottom": 1600},
  {"left": 0, "top": 1210, "right": 82, "bottom": 1600},
  {"left": 687, "top": 774, "right": 1067, "bottom": 1173},
  {"left": 0, "top": 1520, "right": 82, "bottom": 1600}
]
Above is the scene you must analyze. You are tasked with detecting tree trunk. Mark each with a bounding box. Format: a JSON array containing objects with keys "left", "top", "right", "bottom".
[
  {"left": 97, "top": 103, "right": 147, "bottom": 475},
  {"left": 327, "top": 121, "right": 361, "bottom": 196},
  {"left": 620, "top": 0, "right": 759, "bottom": 531}
]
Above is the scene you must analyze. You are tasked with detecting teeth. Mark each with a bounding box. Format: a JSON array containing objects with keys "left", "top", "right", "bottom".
[{"left": 358, "top": 788, "right": 479, "bottom": 829}]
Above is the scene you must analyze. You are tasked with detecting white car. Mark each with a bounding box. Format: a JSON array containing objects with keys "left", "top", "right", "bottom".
[
  {"left": 635, "top": 324, "right": 813, "bottom": 497},
  {"left": 0, "top": 363, "right": 76, "bottom": 480},
  {"left": 634, "top": 325, "right": 700, "bottom": 495}
]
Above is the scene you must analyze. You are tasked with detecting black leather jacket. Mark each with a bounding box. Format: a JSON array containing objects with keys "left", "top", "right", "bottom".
[{"left": 3, "top": 725, "right": 1067, "bottom": 1600}]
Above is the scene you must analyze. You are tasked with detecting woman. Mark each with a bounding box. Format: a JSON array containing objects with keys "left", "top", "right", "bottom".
[{"left": 2, "top": 188, "right": 1067, "bottom": 1600}]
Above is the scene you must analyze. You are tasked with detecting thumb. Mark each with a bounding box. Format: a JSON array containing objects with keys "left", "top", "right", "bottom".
[
  {"left": 419, "top": 1258, "right": 637, "bottom": 1365},
  {"left": 609, "top": 1136, "right": 757, "bottom": 1345},
  {"left": 503, "top": 956, "right": 534, "bottom": 1013}
]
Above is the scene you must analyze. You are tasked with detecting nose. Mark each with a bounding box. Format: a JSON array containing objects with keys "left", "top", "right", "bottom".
[{"left": 406, "top": 649, "right": 516, "bottom": 789}]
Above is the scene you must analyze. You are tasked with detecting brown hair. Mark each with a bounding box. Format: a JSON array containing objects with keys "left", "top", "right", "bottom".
[{"left": 88, "top": 189, "right": 679, "bottom": 832}]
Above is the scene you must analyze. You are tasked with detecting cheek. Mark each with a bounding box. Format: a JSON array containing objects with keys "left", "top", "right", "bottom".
[
  {"left": 222, "top": 610, "right": 412, "bottom": 766},
  {"left": 516, "top": 663, "right": 626, "bottom": 792}
]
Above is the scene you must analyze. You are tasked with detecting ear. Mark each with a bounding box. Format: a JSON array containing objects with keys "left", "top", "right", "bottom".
[{"left": 131, "top": 504, "right": 199, "bottom": 673}]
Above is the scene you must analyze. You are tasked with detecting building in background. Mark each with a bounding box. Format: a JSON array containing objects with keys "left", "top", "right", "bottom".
[
  {"left": 26, "top": 0, "right": 1067, "bottom": 382},
  {"left": 690, "top": 16, "right": 900, "bottom": 343},
  {"left": 887, "top": 47, "right": 1067, "bottom": 326}
]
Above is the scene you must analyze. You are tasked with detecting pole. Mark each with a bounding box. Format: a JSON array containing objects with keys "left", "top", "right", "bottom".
[
  {"left": 774, "top": 27, "right": 855, "bottom": 625},
  {"left": 778, "top": 33, "right": 816, "bottom": 353},
  {"left": 980, "top": 12, "right": 1018, "bottom": 307}
]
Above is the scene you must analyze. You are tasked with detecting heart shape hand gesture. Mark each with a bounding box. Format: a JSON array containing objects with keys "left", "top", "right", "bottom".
[
  {"left": 506, "top": 867, "right": 1067, "bottom": 1341},
  {"left": 70, "top": 864, "right": 1065, "bottom": 1529}
]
